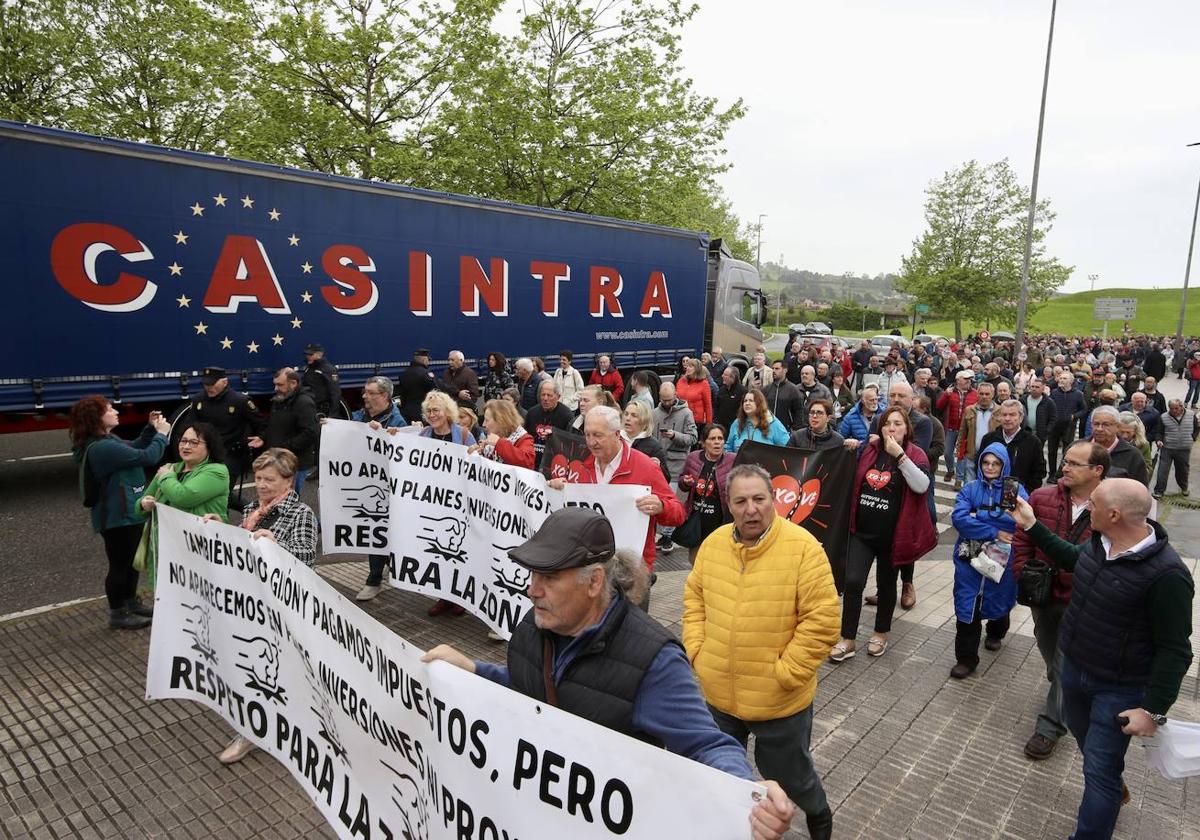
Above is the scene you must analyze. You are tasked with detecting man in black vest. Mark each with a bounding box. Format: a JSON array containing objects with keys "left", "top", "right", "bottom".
[
  {"left": 422, "top": 507, "right": 796, "bottom": 840},
  {"left": 1012, "top": 479, "right": 1193, "bottom": 839}
]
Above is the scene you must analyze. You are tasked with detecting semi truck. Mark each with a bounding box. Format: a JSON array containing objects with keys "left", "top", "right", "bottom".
[{"left": 0, "top": 120, "right": 766, "bottom": 431}]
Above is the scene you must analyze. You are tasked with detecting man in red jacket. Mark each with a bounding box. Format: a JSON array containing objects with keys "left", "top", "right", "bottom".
[
  {"left": 588, "top": 354, "right": 625, "bottom": 403},
  {"left": 548, "top": 406, "right": 684, "bottom": 606},
  {"left": 935, "top": 370, "right": 978, "bottom": 485},
  {"left": 1011, "top": 440, "right": 1109, "bottom": 760}
]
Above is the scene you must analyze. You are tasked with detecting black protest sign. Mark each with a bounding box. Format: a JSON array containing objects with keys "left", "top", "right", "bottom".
[
  {"left": 540, "top": 428, "right": 591, "bottom": 481},
  {"left": 733, "top": 441, "right": 855, "bottom": 591}
]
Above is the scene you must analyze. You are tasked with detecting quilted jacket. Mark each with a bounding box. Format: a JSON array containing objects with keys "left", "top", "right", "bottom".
[{"left": 683, "top": 518, "right": 840, "bottom": 721}]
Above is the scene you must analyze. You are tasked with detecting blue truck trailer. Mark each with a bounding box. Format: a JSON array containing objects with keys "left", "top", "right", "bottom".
[{"left": 0, "top": 121, "right": 766, "bottom": 431}]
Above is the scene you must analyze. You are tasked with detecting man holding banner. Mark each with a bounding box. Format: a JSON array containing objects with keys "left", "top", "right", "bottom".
[
  {"left": 548, "top": 406, "right": 685, "bottom": 588},
  {"left": 684, "top": 464, "right": 840, "bottom": 840},
  {"left": 423, "top": 507, "right": 797, "bottom": 840}
]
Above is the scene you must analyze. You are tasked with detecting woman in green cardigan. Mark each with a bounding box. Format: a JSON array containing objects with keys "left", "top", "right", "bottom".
[{"left": 137, "top": 422, "right": 231, "bottom": 586}]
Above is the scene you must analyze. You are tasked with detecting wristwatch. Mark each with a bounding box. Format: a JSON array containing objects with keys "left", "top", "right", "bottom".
[{"left": 1148, "top": 712, "right": 1168, "bottom": 726}]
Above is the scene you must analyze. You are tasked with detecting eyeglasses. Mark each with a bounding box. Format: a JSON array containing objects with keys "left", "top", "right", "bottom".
[
  {"left": 1061, "top": 459, "right": 1096, "bottom": 469},
  {"left": 178, "top": 438, "right": 203, "bottom": 447}
]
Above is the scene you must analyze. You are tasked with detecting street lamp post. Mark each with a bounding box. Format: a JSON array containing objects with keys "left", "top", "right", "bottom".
[
  {"left": 756, "top": 214, "right": 766, "bottom": 272},
  {"left": 1174, "top": 143, "right": 1200, "bottom": 359},
  {"left": 1088, "top": 273, "right": 1098, "bottom": 292},
  {"left": 1014, "top": 0, "right": 1058, "bottom": 362}
]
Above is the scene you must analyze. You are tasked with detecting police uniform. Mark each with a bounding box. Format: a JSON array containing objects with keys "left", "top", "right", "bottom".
[
  {"left": 192, "top": 367, "right": 262, "bottom": 508},
  {"left": 397, "top": 350, "right": 437, "bottom": 423},
  {"left": 302, "top": 343, "right": 340, "bottom": 417}
]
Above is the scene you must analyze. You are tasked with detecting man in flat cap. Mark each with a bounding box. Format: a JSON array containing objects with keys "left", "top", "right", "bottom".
[
  {"left": 191, "top": 366, "right": 262, "bottom": 510},
  {"left": 423, "top": 507, "right": 796, "bottom": 840}
]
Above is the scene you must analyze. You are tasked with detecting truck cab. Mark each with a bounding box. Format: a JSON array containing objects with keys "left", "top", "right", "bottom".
[{"left": 705, "top": 239, "right": 767, "bottom": 369}]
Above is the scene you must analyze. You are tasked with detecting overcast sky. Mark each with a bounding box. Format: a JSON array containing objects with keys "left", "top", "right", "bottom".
[{"left": 678, "top": 1, "right": 1200, "bottom": 292}]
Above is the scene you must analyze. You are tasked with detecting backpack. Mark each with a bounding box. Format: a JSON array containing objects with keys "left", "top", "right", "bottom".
[{"left": 79, "top": 442, "right": 101, "bottom": 508}]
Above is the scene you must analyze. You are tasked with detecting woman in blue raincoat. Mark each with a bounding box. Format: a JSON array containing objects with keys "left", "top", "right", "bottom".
[{"left": 949, "top": 441, "right": 1027, "bottom": 678}]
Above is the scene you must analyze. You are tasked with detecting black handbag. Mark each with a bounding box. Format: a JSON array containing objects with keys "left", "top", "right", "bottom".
[
  {"left": 671, "top": 509, "right": 705, "bottom": 548},
  {"left": 1016, "top": 509, "right": 1089, "bottom": 608},
  {"left": 1016, "top": 557, "right": 1055, "bottom": 608}
]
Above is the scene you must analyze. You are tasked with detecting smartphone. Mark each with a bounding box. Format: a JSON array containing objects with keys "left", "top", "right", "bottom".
[{"left": 1000, "top": 477, "right": 1020, "bottom": 511}]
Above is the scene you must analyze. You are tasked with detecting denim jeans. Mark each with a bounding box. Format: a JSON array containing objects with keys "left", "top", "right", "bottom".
[
  {"left": 708, "top": 703, "right": 829, "bottom": 817},
  {"left": 365, "top": 554, "right": 390, "bottom": 586},
  {"left": 1030, "top": 600, "right": 1068, "bottom": 740},
  {"left": 1186, "top": 378, "right": 1200, "bottom": 405},
  {"left": 1061, "top": 655, "right": 1145, "bottom": 840},
  {"left": 943, "top": 429, "right": 958, "bottom": 476},
  {"left": 293, "top": 469, "right": 307, "bottom": 495}
]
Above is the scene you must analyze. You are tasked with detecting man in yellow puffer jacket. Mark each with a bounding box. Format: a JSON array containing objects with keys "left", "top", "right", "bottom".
[{"left": 683, "top": 463, "right": 840, "bottom": 840}]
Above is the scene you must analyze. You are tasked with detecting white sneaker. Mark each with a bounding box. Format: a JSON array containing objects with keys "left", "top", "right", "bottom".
[
  {"left": 356, "top": 584, "right": 383, "bottom": 601},
  {"left": 218, "top": 735, "right": 255, "bottom": 764}
]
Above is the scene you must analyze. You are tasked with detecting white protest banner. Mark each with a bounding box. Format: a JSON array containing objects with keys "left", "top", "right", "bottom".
[
  {"left": 318, "top": 420, "right": 649, "bottom": 637},
  {"left": 147, "top": 505, "right": 761, "bottom": 840}
]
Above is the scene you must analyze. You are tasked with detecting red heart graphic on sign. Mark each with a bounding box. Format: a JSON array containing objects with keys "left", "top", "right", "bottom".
[
  {"left": 865, "top": 469, "right": 892, "bottom": 490},
  {"left": 549, "top": 454, "right": 569, "bottom": 479},
  {"left": 772, "top": 475, "right": 800, "bottom": 518},
  {"left": 567, "top": 460, "right": 585, "bottom": 482},
  {"left": 790, "top": 478, "right": 822, "bottom": 523}
]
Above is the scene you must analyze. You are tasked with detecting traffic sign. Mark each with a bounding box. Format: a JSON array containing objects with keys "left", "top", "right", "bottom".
[
  {"left": 1093, "top": 297, "right": 1137, "bottom": 320},
  {"left": 915, "top": 303, "right": 931, "bottom": 314}
]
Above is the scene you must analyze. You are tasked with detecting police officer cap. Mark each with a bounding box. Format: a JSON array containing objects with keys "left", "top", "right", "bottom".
[
  {"left": 508, "top": 508, "right": 615, "bottom": 572},
  {"left": 304, "top": 343, "right": 324, "bottom": 354},
  {"left": 200, "top": 366, "right": 226, "bottom": 385},
  {"left": 413, "top": 348, "right": 431, "bottom": 358}
]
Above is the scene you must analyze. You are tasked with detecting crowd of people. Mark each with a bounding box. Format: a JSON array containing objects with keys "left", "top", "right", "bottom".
[{"left": 68, "top": 329, "right": 1198, "bottom": 840}]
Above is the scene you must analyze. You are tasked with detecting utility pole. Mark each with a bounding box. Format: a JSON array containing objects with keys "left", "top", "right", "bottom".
[
  {"left": 1014, "top": 0, "right": 1057, "bottom": 362},
  {"left": 1174, "top": 143, "right": 1200, "bottom": 359},
  {"left": 756, "top": 214, "right": 766, "bottom": 271},
  {"left": 1088, "top": 273, "right": 1098, "bottom": 292}
]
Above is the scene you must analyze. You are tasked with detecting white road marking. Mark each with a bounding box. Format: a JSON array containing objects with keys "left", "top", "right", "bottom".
[
  {"left": 0, "top": 596, "right": 105, "bottom": 624},
  {"left": 3, "top": 452, "right": 73, "bottom": 463}
]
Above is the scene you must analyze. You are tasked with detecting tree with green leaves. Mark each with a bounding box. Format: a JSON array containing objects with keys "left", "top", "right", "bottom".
[
  {"left": 242, "top": 0, "right": 501, "bottom": 181},
  {"left": 897, "top": 159, "right": 1071, "bottom": 340},
  {"left": 62, "top": 0, "right": 260, "bottom": 151},
  {"left": 0, "top": 0, "right": 84, "bottom": 126},
  {"left": 423, "top": 0, "right": 746, "bottom": 248}
]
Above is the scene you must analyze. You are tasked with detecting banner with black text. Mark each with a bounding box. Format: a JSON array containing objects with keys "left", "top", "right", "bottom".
[
  {"left": 147, "top": 505, "right": 762, "bottom": 840},
  {"left": 318, "top": 420, "right": 649, "bottom": 637}
]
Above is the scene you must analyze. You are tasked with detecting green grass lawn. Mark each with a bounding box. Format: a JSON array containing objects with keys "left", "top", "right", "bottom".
[{"left": 840, "top": 288, "right": 1196, "bottom": 339}]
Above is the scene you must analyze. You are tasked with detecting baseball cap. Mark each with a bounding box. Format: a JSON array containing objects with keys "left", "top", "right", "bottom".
[
  {"left": 955, "top": 370, "right": 973, "bottom": 380},
  {"left": 200, "top": 366, "right": 226, "bottom": 385},
  {"left": 508, "top": 508, "right": 616, "bottom": 572}
]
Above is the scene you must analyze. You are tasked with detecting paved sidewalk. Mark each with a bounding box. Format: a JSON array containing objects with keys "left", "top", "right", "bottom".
[{"left": 2, "top": 547, "right": 1198, "bottom": 839}]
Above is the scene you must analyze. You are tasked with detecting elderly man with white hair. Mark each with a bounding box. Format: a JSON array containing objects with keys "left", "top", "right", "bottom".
[
  {"left": 549, "top": 406, "right": 685, "bottom": 592},
  {"left": 439, "top": 349, "right": 480, "bottom": 410},
  {"left": 1153, "top": 399, "right": 1199, "bottom": 500},
  {"left": 513, "top": 356, "right": 547, "bottom": 411},
  {"left": 1089, "top": 405, "right": 1149, "bottom": 484}
]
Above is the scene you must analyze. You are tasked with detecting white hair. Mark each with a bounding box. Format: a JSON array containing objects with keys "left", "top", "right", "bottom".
[
  {"left": 588, "top": 405, "right": 622, "bottom": 434},
  {"left": 448, "top": 350, "right": 464, "bottom": 362},
  {"left": 515, "top": 357, "right": 533, "bottom": 373}
]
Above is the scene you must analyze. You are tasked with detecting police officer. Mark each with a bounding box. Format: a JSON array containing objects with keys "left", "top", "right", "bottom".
[
  {"left": 396, "top": 348, "right": 436, "bottom": 424},
  {"left": 301, "top": 343, "right": 340, "bottom": 417},
  {"left": 191, "top": 366, "right": 262, "bottom": 509}
]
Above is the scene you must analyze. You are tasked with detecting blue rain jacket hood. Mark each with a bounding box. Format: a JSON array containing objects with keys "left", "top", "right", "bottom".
[{"left": 949, "top": 442, "right": 1027, "bottom": 622}]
